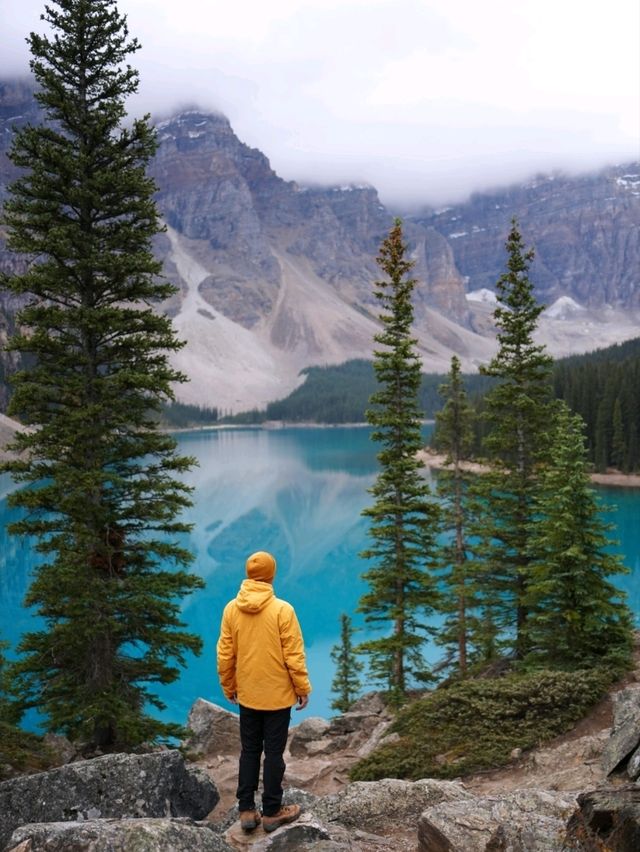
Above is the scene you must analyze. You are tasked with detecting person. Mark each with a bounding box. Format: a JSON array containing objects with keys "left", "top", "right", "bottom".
[{"left": 217, "top": 550, "right": 312, "bottom": 834}]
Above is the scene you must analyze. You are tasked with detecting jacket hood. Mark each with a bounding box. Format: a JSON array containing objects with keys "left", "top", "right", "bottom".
[{"left": 235, "top": 578, "right": 275, "bottom": 613}]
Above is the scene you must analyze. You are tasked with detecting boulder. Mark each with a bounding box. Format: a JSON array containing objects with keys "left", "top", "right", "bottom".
[
  {"left": 41, "top": 733, "right": 76, "bottom": 765},
  {"left": 317, "top": 693, "right": 393, "bottom": 758},
  {"left": 418, "top": 789, "right": 576, "bottom": 852},
  {"left": 602, "top": 720, "right": 640, "bottom": 776},
  {"left": 288, "top": 717, "right": 331, "bottom": 757},
  {"left": 224, "top": 812, "right": 332, "bottom": 850},
  {"left": 564, "top": 785, "right": 640, "bottom": 852},
  {"left": 612, "top": 686, "right": 640, "bottom": 730},
  {"left": 600, "top": 686, "right": 640, "bottom": 777},
  {"left": 6, "top": 818, "right": 233, "bottom": 851},
  {"left": 0, "top": 749, "right": 219, "bottom": 849},
  {"left": 315, "top": 777, "right": 472, "bottom": 833},
  {"left": 185, "top": 698, "right": 242, "bottom": 755}
]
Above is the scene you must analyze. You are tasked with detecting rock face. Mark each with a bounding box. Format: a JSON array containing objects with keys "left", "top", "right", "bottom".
[
  {"left": 0, "top": 750, "right": 219, "bottom": 849},
  {"left": 315, "top": 777, "right": 472, "bottom": 833},
  {"left": 287, "top": 692, "right": 393, "bottom": 762},
  {"left": 564, "top": 786, "right": 640, "bottom": 852},
  {"left": 1, "top": 77, "right": 639, "bottom": 412},
  {"left": 417, "top": 788, "right": 576, "bottom": 852},
  {"left": 7, "top": 818, "right": 233, "bottom": 852},
  {"left": 185, "top": 699, "right": 242, "bottom": 756},
  {"left": 419, "top": 168, "right": 640, "bottom": 311},
  {"left": 601, "top": 686, "right": 640, "bottom": 777}
]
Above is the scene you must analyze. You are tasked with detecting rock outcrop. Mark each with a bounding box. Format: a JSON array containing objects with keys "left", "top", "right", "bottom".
[
  {"left": 2, "top": 77, "right": 639, "bottom": 413},
  {"left": 315, "top": 777, "right": 472, "bottom": 833},
  {"left": 418, "top": 788, "right": 576, "bottom": 852},
  {"left": 0, "top": 750, "right": 218, "bottom": 849},
  {"left": 7, "top": 818, "right": 233, "bottom": 852},
  {"left": 564, "top": 786, "right": 640, "bottom": 852},
  {"left": 185, "top": 699, "right": 242, "bottom": 756},
  {"left": 601, "top": 686, "right": 640, "bottom": 777}
]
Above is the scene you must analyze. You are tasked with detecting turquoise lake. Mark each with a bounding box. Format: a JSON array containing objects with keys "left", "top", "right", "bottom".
[{"left": 1, "top": 426, "right": 638, "bottom": 726}]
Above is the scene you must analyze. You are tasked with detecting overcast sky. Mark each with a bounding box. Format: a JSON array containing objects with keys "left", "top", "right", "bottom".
[{"left": 2, "top": 0, "right": 639, "bottom": 207}]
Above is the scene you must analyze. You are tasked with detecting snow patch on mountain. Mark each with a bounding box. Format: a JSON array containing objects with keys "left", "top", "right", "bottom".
[
  {"left": 466, "top": 288, "right": 497, "bottom": 304},
  {"left": 543, "top": 296, "right": 586, "bottom": 319}
]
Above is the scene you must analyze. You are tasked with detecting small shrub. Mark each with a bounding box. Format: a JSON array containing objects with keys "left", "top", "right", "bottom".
[{"left": 350, "top": 667, "right": 613, "bottom": 781}]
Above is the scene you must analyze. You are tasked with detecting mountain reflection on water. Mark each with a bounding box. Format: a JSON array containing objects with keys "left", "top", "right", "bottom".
[{"left": 1, "top": 425, "right": 638, "bottom": 727}]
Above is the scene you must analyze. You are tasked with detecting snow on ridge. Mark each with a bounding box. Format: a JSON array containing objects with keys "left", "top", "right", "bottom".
[
  {"left": 543, "top": 296, "right": 586, "bottom": 319},
  {"left": 466, "top": 288, "right": 497, "bottom": 304}
]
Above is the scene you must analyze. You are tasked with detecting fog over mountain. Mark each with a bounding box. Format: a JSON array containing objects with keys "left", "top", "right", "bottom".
[
  {"left": 1, "top": 0, "right": 638, "bottom": 208},
  {"left": 0, "top": 79, "right": 639, "bottom": 413}
]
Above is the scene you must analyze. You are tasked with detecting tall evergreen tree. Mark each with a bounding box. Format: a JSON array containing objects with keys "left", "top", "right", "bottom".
[
  {"left": 611, "top": 397, "right": 626, "bottom": 471},
  {"left": 358, "top": 220, "right": 440, "bottom": 703},
  {"left": 525, "top": 403, "right": 633, "bottom": 669},
  {"left": 472, "top": 221, "right": 553, "bottom": 660},
  {"left": 433, "top": 356, "right": 476, "bottom": 675},
  {"left": 1, "top": 0, "right": 203, "bottom": 749},
  {"left": 330, "top": 614, "right": 364, "bottom": 714}
]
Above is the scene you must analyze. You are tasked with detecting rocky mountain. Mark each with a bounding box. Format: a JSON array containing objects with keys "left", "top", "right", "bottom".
[{"left": 1, "top": 78, "right": 638, "bottom": 412}]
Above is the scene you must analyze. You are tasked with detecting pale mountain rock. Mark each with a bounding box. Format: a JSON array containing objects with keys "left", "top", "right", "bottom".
[{"left": 1, "top": 80, "right": 639, "bottom": 414}]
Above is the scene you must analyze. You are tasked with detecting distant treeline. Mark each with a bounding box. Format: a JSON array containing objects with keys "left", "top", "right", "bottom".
[
  {"left": 228, "top": 360, "right": 495, "bottom": 424},
  {"left": 229, "top": 339, "right": 640, "bottom": 471},
  {"left": 552, "top": 338, "right": 640, "bottom": 472},
  {"left": 160, "top": 401, "right": 219, "bottom": 428}
]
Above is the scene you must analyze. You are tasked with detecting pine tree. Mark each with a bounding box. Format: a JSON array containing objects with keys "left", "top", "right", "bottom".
[
  {"left": 330, "top": 614, "right": 364, "bottom": 714},
  {"left": 358, "top": 220, "right": 440, "bottom": 703},
  {"left": 525, "top": 403, "right": 633, "bottom": 669},
  {"left": 1, "top": 0, "right": 203, "bottom": 749},
  {"left": 433, "top": 356, "right": 476, "bottom": 676},
  {"left": 611, "top": 397, "right": 626, "bottom": 471},
  {"left": 472, "top": 221, "right": 553, "bottom": 661}
]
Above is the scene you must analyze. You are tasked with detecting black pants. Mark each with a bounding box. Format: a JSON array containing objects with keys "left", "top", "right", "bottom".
[{"left": 237, "top": 704, "right": 291, "bottom": 816}]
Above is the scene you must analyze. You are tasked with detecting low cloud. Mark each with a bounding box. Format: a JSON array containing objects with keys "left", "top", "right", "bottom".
[{"left": 2, "top": 0, "right": 638, "bottom": 207}]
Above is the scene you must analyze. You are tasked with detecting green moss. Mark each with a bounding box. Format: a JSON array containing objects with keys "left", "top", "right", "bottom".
[{"left": 350, "top": 667, "right": 614, "bottom": 781}]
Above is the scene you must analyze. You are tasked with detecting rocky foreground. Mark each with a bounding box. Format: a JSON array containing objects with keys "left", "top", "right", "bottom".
[{"left": 3, "top": 683, "right": 640, "bottom": 852}]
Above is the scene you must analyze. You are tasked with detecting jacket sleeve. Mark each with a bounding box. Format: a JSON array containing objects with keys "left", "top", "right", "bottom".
[
  {"left": 280, "top": 605, "right": 312, "bottom": 696},
  {"left": 216, "top": 606, "right": 237, "bottom": 700}
]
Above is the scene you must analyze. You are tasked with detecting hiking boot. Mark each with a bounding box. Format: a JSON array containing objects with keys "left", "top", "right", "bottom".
[
  {"left": 239, "top": 809, "right": 261, "bottom": 832},
  {"left": 262, "top": 803, "right": 302, "bottom": 833}
]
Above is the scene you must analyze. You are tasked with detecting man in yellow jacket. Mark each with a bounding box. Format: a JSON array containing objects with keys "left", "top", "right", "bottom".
[{"left": 217, "top": 550, "right": 312, "bottom": 834}]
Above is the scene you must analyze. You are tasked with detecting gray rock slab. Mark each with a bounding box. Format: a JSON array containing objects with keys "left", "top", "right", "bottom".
[
  {"left": 564, "top": 785, "right": 640, "bottom": 852},
  {"left": 0, "top": 749, "right": 218, "bottom": 849},
  {"left": 418, "top": 788, "right": 576, "bottom": 852},
  {"left": 612, "top": 686, "right": 640, "bottom": 731},
  {"left": 185, "top": 698, "right": 241, "bottom": 755},
  {"left": 6, "top": 818, "right": 233, "bottom": 852},
  {"left": 224, "top": 812, "right": 331, "bottom": 851},
  {"left": 315, "top": 777, "right": 471, "bottom": 832},
  {"left": 601, "top": 714, "right": 640, "bottom": 775},
  {"left": 288, "top": 718, "right": 331, "bottom": 757}
]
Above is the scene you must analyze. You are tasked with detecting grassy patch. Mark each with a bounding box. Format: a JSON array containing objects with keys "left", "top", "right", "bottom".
[{"left": 350, "top": 668, "right": 614, "bottom": 781}]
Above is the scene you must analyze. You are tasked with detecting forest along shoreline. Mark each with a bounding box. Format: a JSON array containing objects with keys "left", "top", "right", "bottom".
[
  {"left": 418, "top": 448, "right": 640, "bottom": 489},
  {"left": 2, "top": 415, "right": 640, "bottom": 488}
]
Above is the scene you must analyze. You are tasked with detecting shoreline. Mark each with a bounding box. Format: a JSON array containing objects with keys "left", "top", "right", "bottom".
[{"left": 419, "top": 449, "right": 640, "bottom": 490}]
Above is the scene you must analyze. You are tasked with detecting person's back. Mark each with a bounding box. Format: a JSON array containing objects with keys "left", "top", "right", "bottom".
[{"left": 217, "top": 551, "right": 311, "bottom": 834}]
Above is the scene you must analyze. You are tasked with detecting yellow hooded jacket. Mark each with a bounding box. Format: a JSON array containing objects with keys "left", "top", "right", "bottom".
[{"left": 217, "top": 578, "right": 312, "bottom": 710}]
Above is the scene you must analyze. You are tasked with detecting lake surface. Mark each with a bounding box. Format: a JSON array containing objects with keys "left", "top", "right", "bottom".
[{"left": 1, "top": 426, "right": 639, "bottom": 727}]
